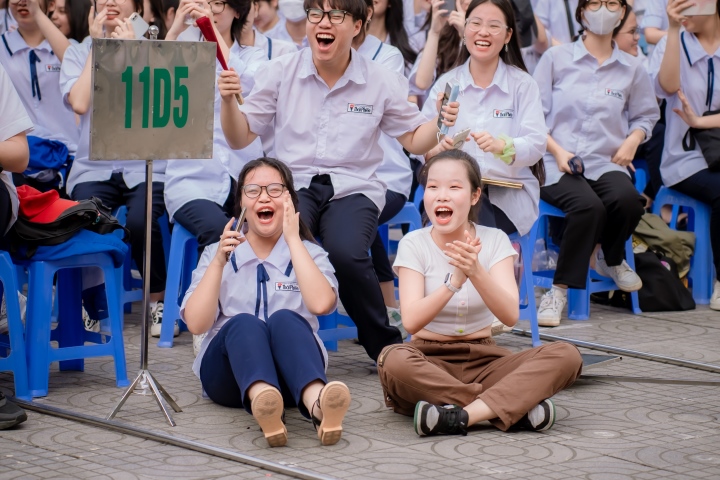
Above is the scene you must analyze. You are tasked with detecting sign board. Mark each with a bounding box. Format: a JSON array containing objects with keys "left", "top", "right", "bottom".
[{"left": 90, "top": 39, "right": 215, "bottom": 161}]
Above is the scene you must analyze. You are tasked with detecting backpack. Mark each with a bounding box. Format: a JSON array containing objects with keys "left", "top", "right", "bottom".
[{"left": 9, "top": 185, "right": 128, "bottom": 259}]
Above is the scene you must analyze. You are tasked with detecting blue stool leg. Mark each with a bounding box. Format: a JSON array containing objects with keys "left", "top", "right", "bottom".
[
  {"left": 521, "top": 235, "right": 541, "bottom": 347},
  {"left": 26, "top": 262, "right": 55, "bottom": 397},
  {"left": 318, "top": 313, "right": 339, "bottom": 352},
  {"left": 104, "top": 263, "right": 129, "bottom": 387},
  {"left": 159, "top": 225, "right": 197, "bottom": 348},
  {"left": 567, "top": 276, "right": 591, "bottom": 321},
  {"left": 57, "top": 269, "right": 85, "bottom": 372},
  {"left": 626, "top": 239, "right": 642, "bottom": 314},
  {"left": 0, "top": 254, "right": 30, "bottom": 400}
]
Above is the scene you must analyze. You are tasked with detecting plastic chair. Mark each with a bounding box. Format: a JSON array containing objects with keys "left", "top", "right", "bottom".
[
  {"left": 317, "top": 311, "right": 357, "bottom": 352},
  {"left": 377, "top": 202, "right": 423, "bottom": 254},
  {"left": 413, "top": 184, "right": 424, "bottom": 212},
  {"left": 158, "top": 223, "right": 196, "bottom": 348},
  {"left": 652, "top": 187, "right": 714, "bottom": 304},
  {"left": 23, "top": 251, "right": 129, "bottom": 397},
  {"left": 0, "top": 252, "right": 30, "bottom": 400},
  {"left": 509, "top": 232, "right": 541, "bottom": 347},
  {"left": 531, "top": 200, "right": 641, "bottom": 321}
]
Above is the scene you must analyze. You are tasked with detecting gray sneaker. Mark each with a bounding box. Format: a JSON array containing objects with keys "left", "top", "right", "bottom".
[
  {"left": 150, "top": 301, "right": 178, "bottom": 337},
  {"left": 514, "top": 399, "right": 556, "bottom": 432},
  {"left": 537, "top": 288, "right": 566, "bottom": 327},
  {"left": 387, "top": 307, "right": 408, "bottom": 340},
  {"left": 0, "top": 293, "right": 27, "bottom": 334},
  {"left": 595, "top": 250, "right": 642, "bottom": 292}
]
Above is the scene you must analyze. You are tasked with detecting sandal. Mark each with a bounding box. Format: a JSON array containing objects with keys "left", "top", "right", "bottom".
[
  {"left": 251, "top": 386, "right": 287, "bottom": 447},
  {"left": 311, "top": 381, "right": 351, "bottom": 446}
]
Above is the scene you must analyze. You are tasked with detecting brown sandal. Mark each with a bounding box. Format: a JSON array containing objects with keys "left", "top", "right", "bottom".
[
  {"left": 251, "top": 386, "right": 287, "bottom": 447},
  {"left": 311, "top": 381, "right": 351, "bottom": 446}
]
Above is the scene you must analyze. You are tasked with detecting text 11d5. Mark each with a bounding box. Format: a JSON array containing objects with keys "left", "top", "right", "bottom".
[{"left": 121, "top": 66, "right": 189, "bottom": 129}]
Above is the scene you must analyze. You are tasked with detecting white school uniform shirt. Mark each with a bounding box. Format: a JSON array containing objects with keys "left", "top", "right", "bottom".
[
  {"left": 649, "top": 32, "right": 720, "bottom": 188},
  {"left": 253, "top": 29, "right": 297, "bottom": 60},
  {"left": 239, "top": 48, "right": 427, "bottom": 212},
  {"left": 0, "top": 9, "right": 16, "bottom": 36},
  {"left": 640, "top": 0, "right": 669, "bottom": 54},
  {"left": 534, "top": 0, "right": 580, "bottom": 44},
  {"left": 164, "top": 33, "right": 266, "bottom": 221},
  {"left": 182, "top": 236, "right": 339, "bottom": 378},
  {"left": 421, "top": 59, "right": 548, "bottom": 236},
  {"left": 60, "top": 40, "right": 167, "bottom": 195},
  {"left": 393, "top": 224, "right": 517, "bottom": 336},
  {"left": 264, "top": 17, "right": 308, "bottom": 50},
  {"left": 533, "top": 40, "right": 660, "bottom": 188},
  {"left": 357, "top": 35, "right": 413, "bottom": 198},
  {"left": 0, "top": 63, "right": 33, "bottom": 233},
  {"left": 0, "top": 31, "right": 80, "bottom": 155}
]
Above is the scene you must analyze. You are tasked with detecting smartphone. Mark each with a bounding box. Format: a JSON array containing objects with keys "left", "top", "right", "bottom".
[
  {"left": 226, "top": 207, "right": 247, "bottom": 259},
  {"left": 437, "top": 82, "right": 460, "bottom": 135},
  {"left": 682, "top": 0, "right": 716, "bottom": 16},
  {"left": 451, "top": 128, "right": 471, "bottom": 149},
  {"left": 128, "top": 12, "right": 149, "bottom": 39},
  {"left": 440, "top": 0, "right": 455, "bottom": 16}
]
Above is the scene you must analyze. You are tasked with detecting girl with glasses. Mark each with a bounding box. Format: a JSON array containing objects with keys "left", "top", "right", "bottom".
[
  {"left": 531, "top": 0, "right": 660, "bottom": 326},
  {"left": 182, "top": 157, "right": 351, "bottom": 448}
]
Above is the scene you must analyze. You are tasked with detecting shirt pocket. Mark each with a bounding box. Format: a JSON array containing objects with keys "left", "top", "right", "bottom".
[{"left": 332, "top": 112, "right": 381, "bottom": 161}]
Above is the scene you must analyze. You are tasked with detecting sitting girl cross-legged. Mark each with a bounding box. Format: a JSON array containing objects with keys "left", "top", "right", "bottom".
[
  {"left": 377, "top": 150, "right": 583, "bottom": 436},
  {"left": 181, "top": 157, "right": 351, "bottom": 447}
]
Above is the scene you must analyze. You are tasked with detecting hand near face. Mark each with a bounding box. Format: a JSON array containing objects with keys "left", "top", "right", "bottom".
[
  {"left": 212, "top": 217, "right": 246, "bottom": 267},
  {"left": 282, "top": 191, "right": 301, "bottom": 243}
]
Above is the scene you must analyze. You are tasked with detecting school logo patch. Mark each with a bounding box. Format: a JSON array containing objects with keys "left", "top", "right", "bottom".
[
  {"left": 275, "top": 282, "right": 300, "bottom": 292},
  {"left": 493, "top": 109, "right": 513, "bottom": 119},
  {"left": 347, "top": 103, "right": 373, "bottom": 114},
  {"left": 605, "top": 89, "right": 624, "bottom": 100},
  {"left": 45, "top": 64, "right": 61, "bottom": 73}
]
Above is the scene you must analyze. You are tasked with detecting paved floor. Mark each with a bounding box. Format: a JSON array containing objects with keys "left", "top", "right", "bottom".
[{"left": 1, "top": 302, "right": 719, "bottom": 479}]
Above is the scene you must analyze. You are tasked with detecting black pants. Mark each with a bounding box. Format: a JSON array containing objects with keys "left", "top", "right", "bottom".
[
  {"left": 540, "top": 172, "right": 645, "bottom": 289},
  {"left": 637, "top": 100, "right": 666, "bottom": 201},
  {"left": 477, "top": 187, "right": 518, "bottom": 235},
  {"left": 173, "top": 183, "right": 236, "bottom": 249},
  {"left": 0, "top": 180, "right": 12, "bottom": 250},
  {"left": 72, "top": 173, "right": 167, "bottom": 293},
  {"left": 297, "top": 175, "right": 402, "bottom": 361},
  {"left": 371, "top": 190, "right": 407, "bottom": 283},
  {"left": 673, "top": 168, "right": 720, "bottom": 281}
]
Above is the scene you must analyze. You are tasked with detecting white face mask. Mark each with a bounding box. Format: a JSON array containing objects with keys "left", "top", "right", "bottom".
[
  {"left": 278, "top": 0, "right": 307, "bottom": 22},
  {"left": 582, "top": 6, "right": 623, "bottom": 35}
]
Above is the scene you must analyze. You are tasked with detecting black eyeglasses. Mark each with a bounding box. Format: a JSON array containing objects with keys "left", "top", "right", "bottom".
[
  {"left": 306, "top": 8, "right": 349, "bottom": 24},
  {"left": 586, "top": 0, "right": 623, "bottom": 12},
  {"left": 207, "top": 1, "right": 228, "bottom": 13},
  {"left": 242, "top": 183, "right": 286, "bottom": 198},
  {"left": 619, "top": 27, "right": 640, "bottom": 37}
]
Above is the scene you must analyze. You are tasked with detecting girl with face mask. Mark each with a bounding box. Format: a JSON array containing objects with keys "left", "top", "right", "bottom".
[
  {"left": 264, "top": 0, "right": 306, "bottom": 47},
  {"left": 530, "top": 0, "right": 660, "bottom": 327}
]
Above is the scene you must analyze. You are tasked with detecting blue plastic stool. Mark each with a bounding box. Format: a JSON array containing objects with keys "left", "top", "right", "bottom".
[
  {"left": 509, "top": 232, "right": 541, "bottom": 347},
  {"left": 23, "top": 252, "right": 129, "bottom": 397},
  {"left": 317, "top": 310, "right": 357, "bottom": 352},
  {"left": 652, "top": 187, "right": 714, "bottom": 304},
  {"left": 413, "top": 184, "right": 424, "bottom": 212},
  {"left": 0, "top": 252, "right": 30, "bottom": 400},
  {"left": 158, "top": 223, "right": 196, "bottom": 348},
  {"left": 378, "top": 202, "right": 423, "bottom": 255},
  {"left": 531, "top": 200, "right": 641, "bottom": 321}
]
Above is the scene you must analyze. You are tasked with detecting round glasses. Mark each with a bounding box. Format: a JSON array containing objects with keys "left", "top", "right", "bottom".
[
  {"left": 243, "top": 183, "right": 286, "bottom": 198},
  {"left": 618, "top": 27, "right": 640, "bottom": 38},
  {"left": 306, "top": 8, "right": 349, "bottom": 24},
  {"left": 464, "top": 18, "right": 509, "bottom": 36},
  {"left": 586, "top": 0, "right": 623, "bottom": 12},
  {"left": 207, "top": 1, "right": 228, "bottom": 13}
]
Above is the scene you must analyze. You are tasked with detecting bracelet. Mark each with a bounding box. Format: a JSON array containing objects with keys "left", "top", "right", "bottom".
[{"left": 493, "top": 134, "right": 516, "bottom": 165}]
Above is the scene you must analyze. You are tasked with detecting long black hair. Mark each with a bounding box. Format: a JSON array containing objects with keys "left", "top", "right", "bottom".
[
  {"left": 226, "top": 0, "right": 254, "bottom": 44},
  {"left": 62, "top": 0, "right": 91, "bottom": 43},
  {"left": 236, "top": 158, "right": 316, "bottom": 243},
  {"left": 456, "top": 0, "right": 527, "bottom": 72},
  {"left": 383, "top": 0, "right": 417, "bottom": 68}
]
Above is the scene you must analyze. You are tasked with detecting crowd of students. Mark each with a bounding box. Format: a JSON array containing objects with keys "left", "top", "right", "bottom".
[{"left": 0, "top": 0, "right": 718, "bottom": 444}]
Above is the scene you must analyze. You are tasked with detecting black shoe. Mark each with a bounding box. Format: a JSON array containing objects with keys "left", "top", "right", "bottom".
[
  {"left": 414, "top": 401, "right": 469, "bottom": 436},
  {"left": 514, "top": 398, "right": 555, "bottom": 432},
  {"left": 0, "top": 392, "right": 27, "bottom": 430}
]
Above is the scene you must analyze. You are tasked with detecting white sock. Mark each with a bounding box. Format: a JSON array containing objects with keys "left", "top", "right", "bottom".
[{"left": 552, "top": 286, "right": 567, "bottom": 298}]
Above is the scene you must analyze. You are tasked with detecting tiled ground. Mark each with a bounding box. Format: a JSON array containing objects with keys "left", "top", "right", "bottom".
[{"left": 1, "top": 302, "right": 719, "bottom": 479}]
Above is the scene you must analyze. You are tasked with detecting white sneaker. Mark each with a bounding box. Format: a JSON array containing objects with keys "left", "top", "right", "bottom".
[
  {"left": 150, "top": 301, "right": 178, "bottom": 337},
  {"left": 387, "top": 306, "right": 408, "bottom": 340},
  {"left": 537, "top": 288, "right": 566, "bottom": 327},
  {"left": 711, "top": 281, "right": 720, "bottom": 311},
  {"left": 193, "top": 332, "right": 207, "bottom": 357},
  {"left": 0, "top": 293, "right": 27, "bottom": 334},
  {"left": 491, "top": 318, "right": 512, "bottom": 336},
  {"left": 594, "top": 250, "right": 642, "bottom": 292},
  {"left": 82, "top": 307, "right": 100, "bottom": 333}
]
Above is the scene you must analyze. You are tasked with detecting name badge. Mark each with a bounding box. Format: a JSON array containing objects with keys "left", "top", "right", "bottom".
[
  {"left": 275, "top": 282, "right": 300, "bottom": 292},
  {"left": 45, "top": 64, "right": 61, "bottom": 73},
  {"left": 347, "top": 103, "right": 373, "bottom": 114},
  {"left": 605, "top": 89, "right": 624, "bottom": 100},
  {"left": 493, "top": 109, "right": 513, "bottom": 119}
]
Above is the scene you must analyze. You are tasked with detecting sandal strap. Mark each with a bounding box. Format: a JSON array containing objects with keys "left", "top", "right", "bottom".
[{"left": 310, "top": 399, "right": 321, "bottom": 431}]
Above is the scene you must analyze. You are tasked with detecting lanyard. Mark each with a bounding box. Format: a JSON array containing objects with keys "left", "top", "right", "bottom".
[
  {"left": 681, "top": 32, "right": 715, "bottom": 108},
  {"left": 29, "top": 50, "right": 41, "bottom": 101},
  {"left": 371, "top": 42, "right": 383, "bottom": 61}
]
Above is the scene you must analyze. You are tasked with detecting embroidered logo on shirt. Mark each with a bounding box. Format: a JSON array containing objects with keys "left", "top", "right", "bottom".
[
  {"left": 45, "top": 64, "right": 61, "bottom": 73},
  {"left": 347, "top": 103, "right": 373, "bottom": 114},
  {"left": 275, "top": 282, "right": 300, "bottom": 292},
  {"left": 493, "top": 109, "right": 513, "bottom": 119},
  {"left": 605, "top": 89, "right": 624, "bottom": 100}
]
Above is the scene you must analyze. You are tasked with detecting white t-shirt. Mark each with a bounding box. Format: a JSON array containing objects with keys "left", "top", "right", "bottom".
[
  {"left": 393, "top": 224, "right": 517, "bottom": 336},
  {"left": 0, "top": 63, "right": 33, "bottom": 233}
]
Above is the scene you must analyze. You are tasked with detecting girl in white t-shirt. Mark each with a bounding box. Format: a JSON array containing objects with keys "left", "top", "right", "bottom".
[{"left": 377, "top": 149, "right": 583, "bottom": 436}]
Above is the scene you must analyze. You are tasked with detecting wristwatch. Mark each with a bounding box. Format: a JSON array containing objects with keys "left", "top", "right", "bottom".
[{"left": 444, "top": 273, "right": 461, "bottom": 294}]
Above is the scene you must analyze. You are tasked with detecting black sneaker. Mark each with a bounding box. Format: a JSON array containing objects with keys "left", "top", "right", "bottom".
[
  {"left": 515, "top": 398, "right": 555, "bottom": 432},
  {"left": 0, "top": 392, "right": 27, "bottom": 429},
  {"left": 414, "top": 401, "right": 469, "bottom": 436}
]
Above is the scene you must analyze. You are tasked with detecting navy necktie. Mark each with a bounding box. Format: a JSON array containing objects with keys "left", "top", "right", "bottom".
[
  {"left": 29, "top": 50, "right": 41, "bottom": 101},
  {"left": 255, "top": 264, "right": 270, "bottom": 321}
]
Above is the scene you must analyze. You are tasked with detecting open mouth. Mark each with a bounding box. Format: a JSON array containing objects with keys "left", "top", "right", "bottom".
[
  {"left": 105, "top": 8, "right": 120, "bottom": 18},
  {"left": 434, "top": 207, "right": 453, "bottom": 225},
  {"left": 257, "top": 207, "right": 275, "bottom": 224},
  {"left": 316, "top": 33, "right": 335, "bottom": 49},
  {"left": 474, "top": 40, "right": 491, "bottom": 49}
]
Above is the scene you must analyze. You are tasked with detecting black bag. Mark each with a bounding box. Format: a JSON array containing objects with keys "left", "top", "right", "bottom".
[
  {"left": 9, "top": 197, "right": 128, "bottom": 259},
  {"left": 593, "top": 251, "right": 695, "bottom": 312},
  {"left": 682, "top": 109, "right": 720, "bottom": 172}
]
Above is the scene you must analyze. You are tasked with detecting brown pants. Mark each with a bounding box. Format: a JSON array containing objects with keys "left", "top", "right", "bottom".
[{"left": 377, "top": 337, "right": 583, "bottom": 431}]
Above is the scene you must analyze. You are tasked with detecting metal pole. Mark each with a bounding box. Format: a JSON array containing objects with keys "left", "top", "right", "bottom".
[
  {"left": 140, "top": 158, "right": 152, "bottom": 370},
  {"left": 511, "top": 327, "right": 720, "bottom": 375}
]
